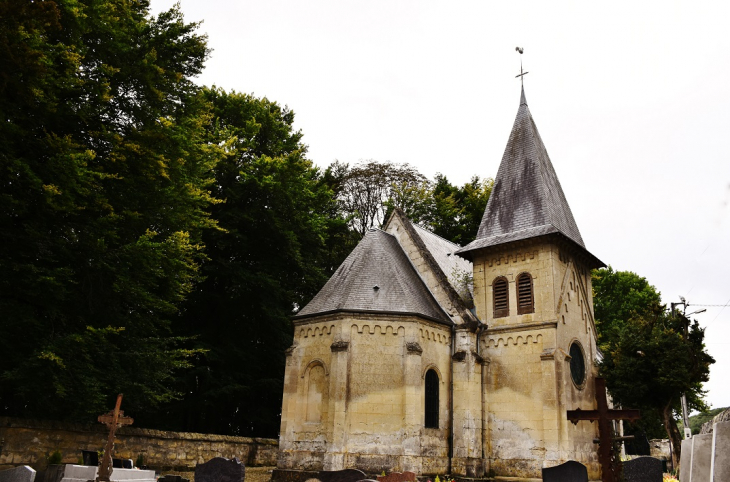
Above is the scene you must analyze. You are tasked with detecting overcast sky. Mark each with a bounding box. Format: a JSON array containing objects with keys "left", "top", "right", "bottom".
[{"left": 150, "top": 0, "right": 730, "bottom": 411}]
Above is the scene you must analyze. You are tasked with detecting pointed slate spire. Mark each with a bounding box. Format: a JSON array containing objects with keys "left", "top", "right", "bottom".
[
  {"left": 457, "top": 88, "right": 602, "bottom": 267},
  {"left": 296, "top": 229, "right": 451, "bottom": 324}
]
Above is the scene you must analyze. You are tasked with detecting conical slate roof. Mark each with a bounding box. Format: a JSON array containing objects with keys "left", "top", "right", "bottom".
[
  {"left": 295, "top": 228, "right": 451, "bottom": 324},
  {"left": 458, "top": 88, "right": 601, "bottom": 266}
]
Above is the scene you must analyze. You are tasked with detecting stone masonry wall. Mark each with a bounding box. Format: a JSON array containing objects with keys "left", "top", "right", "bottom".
[{"left": 0, "top": 416, "right": 278, "bottom": 472}]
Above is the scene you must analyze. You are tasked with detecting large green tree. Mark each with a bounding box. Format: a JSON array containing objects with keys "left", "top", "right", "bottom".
[
  {"left": 592, "top": 267, "right": 714, "bottom": 465},
  {"left": 145, "top": 88, "right": 347, "bottom": 437},
  {"left": 0, "top": 0, "right": 218, "bottom": 420},
  {"left": 425, "top": 174, "right": 492, "bottom": 246}
]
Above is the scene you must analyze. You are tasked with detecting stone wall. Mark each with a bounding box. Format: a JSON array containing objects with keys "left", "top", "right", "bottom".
[{"left": 0, "top": 417, "right": 278, "bottom": 473}]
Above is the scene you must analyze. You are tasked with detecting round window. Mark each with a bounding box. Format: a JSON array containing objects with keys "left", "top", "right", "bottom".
[{"left": 569, "top": 342, "right": 586, "bottom": 387}]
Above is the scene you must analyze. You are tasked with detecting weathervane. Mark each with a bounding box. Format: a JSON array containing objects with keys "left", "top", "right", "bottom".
[{"left": 515, "top": 47, "right": 528, "bottom": 85}]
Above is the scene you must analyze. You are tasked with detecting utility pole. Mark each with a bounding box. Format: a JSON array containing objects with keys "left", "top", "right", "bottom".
[{"left": 670, "top": 298, "right": 706, "bottom": 440}]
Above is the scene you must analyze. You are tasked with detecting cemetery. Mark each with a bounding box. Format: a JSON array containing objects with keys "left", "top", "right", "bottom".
[{"left": 1, "top": 2, "right": 726, "bottom": 482}]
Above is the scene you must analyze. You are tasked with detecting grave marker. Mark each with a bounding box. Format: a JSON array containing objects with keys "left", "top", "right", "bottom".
[
  {"left": 0, "top": 466, "right": 36, "bottom": 482},
  {"left": 711, "top": 421, "right": 730, "bottom": 481},
  {"left": 679, "top": 438, "right": 693, "bottom": 482},
  {"left": 95, "top": 394, "right": 134, "bottom": 482},
  {"left": 567, "top": 377, "right": 640, "bottom": 482},
  {"left": 689, "top": 434, "right": 712, "bottom": 482},
  {"left": 622, "top": 456, "right": 662, "bottom": 482},
  {"left": 195, "top": 457, "right": 245, "bottom": 482},
  {"left": 541, "top": 460, "right": 588, "bottom": 482}
]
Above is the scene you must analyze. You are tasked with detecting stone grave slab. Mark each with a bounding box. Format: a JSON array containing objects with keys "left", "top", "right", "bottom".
[
  {"left": 690, "top": 433, "right": 713, "bottom": 482},
  {"left": 623, "top": 456, "right": 663, "bottom": 482},
  {"left": 0, "top": 466, "right": 36, "bottom": 482},
  {"left": 680, "top": 437, "right": 693, "bottom": 482},
  {"left": 195, "top": 457, "right": 245, "bottom": 482},
  {"left": 317, "top": 469, "right": 367, "bottom": 482},
  {"left": 59, "top": 465, "right": 155, "bottom": 482},
  {"left": 711, "top": 421, "right": 730, "bottom": 481},
  {"left": 376, "top": 472, "right": 416, "bottom": 482},
  {"left": 541, "top": 460, "right": 588, "bottom": 482}
]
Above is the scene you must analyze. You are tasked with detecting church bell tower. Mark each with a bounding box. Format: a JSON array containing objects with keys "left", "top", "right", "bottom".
[{"left": 457, "top": 87, "right": 605, "bottom": 480}]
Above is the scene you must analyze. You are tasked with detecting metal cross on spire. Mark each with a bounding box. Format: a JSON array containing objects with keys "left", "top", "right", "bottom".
[{"left": 515, "top": 47, "right": 528, "bottom": 85}]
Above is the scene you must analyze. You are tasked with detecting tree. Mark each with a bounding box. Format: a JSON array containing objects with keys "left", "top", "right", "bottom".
[
  {"left": 425, "top": 174, "right": 492, "bottom": 246},
  {"left": 147, "top": 88, "right": 346, "bottom": 437},
  {"left": 593, "top": 267, "right": 714, "bottom": 466},
  {"left": 0, "top": 0, "right": 218, "bottom": 421},
  {"left": 333, "top": 160, "right": 429, "bottom": 235}
]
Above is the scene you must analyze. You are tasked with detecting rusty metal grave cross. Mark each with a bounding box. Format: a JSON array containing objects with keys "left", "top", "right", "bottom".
[
  {"left": 96, "top": 393, "right": 134, "bottom": 482},
  {"left": 567, "top": 377, "right": 640, "bottom": 482}
]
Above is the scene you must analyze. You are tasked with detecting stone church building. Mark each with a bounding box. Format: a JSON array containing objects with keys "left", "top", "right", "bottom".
[{"left": 275, "top": 88, "right": 605, "bottom": 480}]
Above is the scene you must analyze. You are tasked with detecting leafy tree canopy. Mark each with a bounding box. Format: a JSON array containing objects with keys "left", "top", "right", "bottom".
[
  {"left": 329, "top": 160, "right": 492, "bottom": 247},
  {"left": 0, "top": 0, "right": 218, "bottom": 420},
  {"left": 592, "top": 267, "right": 714, "bottom": 464},
  {"left": 142, "top": 87, "right": 347, "bottom": 437}
]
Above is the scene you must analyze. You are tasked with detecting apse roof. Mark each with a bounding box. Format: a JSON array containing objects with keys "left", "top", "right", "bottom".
[{"left": 295, "top": 228, "right": 451, "bottom": 324}]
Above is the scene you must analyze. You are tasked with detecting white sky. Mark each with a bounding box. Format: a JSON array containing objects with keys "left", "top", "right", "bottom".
[{"left": 150, "top": 0, "right": 730, "bottom": 411}]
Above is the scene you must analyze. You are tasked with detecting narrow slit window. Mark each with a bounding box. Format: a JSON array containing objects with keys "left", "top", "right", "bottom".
[
  {"left": 493, "top": 277, "right": 509, "bottom": 318},
  {"left": 425, "top": 369, "right": 439, "bottom": 428},
  {"left": 517, "top": 273, "right": 534, "bottom": 314}
]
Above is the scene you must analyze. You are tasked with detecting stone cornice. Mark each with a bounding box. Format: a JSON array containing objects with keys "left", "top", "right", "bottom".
[{"left": 485, "top": 320, "right": 558, "bottom": 336}]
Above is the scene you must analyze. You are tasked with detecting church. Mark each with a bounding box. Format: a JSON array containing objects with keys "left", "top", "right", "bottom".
[{"left": 275, "top": 87, "right": 605, "bottom": 481}]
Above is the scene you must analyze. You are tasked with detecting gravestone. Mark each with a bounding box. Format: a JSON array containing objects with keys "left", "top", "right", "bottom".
[
  {"left": 195, "top": 457, "right": 245, "bottom": 482},
  {"left": 0, "top": 466, "right": 36, "bottom": 482},
  {"left": 711, "top": 421, "right": 730, "bottom": 481},
  {"left": 680, "top": 438, "right": 693, "bottom": 482},
  {"left": 541, "top": 460, "right": 588, "bottom": 482},
  {"left": 376, "top": 472, "right": 416, "bottom": 482},
  {"left": 59, "top": 465, "right": 155, "bottom": 482},
  {"left": 690, "top": 434, "right": 713, "bottom": 482},
  {"left": 317, "top": 469, "right": 367, "bottom": 482},
  {"left": 622, "top": 456, "right": 662, "bottom": 482},
  {"left": 158, "top": 476, "right": 190, "bottom": 482}
]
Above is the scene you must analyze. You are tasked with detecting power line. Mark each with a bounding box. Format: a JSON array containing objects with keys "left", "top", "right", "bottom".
[{"left": 706, "top": 298, "right": 730, "bottom": 328}]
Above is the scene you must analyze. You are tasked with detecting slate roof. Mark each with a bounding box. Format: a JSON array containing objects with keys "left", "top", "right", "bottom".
[
  {"left": 295, "top": 228, "right": 451, "bottom": 324},
  {"left": 458, "top": 87, "right": 602, "bottom": 267},
  {"left": 411, "top": 224, "right": 473, "bottom": 295}
]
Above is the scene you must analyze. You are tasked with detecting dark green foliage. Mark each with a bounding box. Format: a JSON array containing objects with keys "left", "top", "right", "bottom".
[
  {"left": 425, "top": 174, "right": 492, "bottom": 246},
  {"left": 0, "top": 0, "right": 217, "bottom": 421},
  {"left": 142, "top": 88, "right": 346, "bottom": 437},
  {"left": 592, "top": 267, "right": 714, "bottom": 463}
]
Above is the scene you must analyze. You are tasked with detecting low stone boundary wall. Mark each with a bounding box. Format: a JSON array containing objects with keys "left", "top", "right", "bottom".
[{"left": 0, "top": 417, "right": 278, "bottom": 473}]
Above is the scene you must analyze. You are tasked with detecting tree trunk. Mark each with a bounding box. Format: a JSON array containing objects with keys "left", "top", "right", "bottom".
[{"left": 662, "top": 400, "right": 682, "bottom": 472}]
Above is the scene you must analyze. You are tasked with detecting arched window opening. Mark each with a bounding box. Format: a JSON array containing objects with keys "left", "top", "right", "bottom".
[
  {"left": 424, "top": 369, "right": 439, "bottom": 428},
  {"left": 493, "top": 277, "right": 509, "bottom": 318},
  {"left": 517, "top": 273, "right": 534, "bottom": 315},
  {"left": 306, "top": 364, "right": 327, "bottom": 422}
]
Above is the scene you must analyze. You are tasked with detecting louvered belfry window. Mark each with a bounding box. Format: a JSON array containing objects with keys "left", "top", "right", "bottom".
[
  {"left": 517, "top": 273, "right": 534, "bottom": 314},
  {"left": 425, "top": 369, "right": 439, "bottom": 428},
  {"left": 493, "top": 277, "right": 509, "bottom": 318}
]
